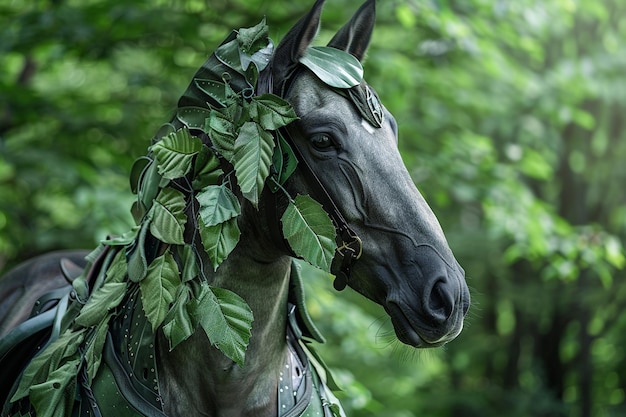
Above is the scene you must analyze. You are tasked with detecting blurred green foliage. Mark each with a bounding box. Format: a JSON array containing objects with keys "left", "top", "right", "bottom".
[{"left": 1, "top": 0, "right": 625, "bottom": 416}]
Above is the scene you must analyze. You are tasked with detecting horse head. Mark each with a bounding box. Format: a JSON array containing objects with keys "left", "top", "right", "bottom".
[{"left": 269, "top": 0, "right": 470, "bottom": 348}]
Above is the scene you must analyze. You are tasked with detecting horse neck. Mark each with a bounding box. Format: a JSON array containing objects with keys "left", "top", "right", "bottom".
[{"left": 157, "top": 208, "right": 293, "bottom": 417}]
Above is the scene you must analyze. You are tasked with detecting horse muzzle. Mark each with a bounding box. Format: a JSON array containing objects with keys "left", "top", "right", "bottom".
[{"left": 382, "top": 246, "right": 470, "bottom": 348}]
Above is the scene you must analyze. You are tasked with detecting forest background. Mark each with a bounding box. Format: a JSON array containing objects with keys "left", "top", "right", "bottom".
[{"left": 1, "top": 0, "right": 625, "bottom": 416}]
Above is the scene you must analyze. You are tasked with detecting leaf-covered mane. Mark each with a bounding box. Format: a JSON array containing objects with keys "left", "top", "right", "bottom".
[{"left": 11, "top": 19, "right": 366, "bottom": 416}]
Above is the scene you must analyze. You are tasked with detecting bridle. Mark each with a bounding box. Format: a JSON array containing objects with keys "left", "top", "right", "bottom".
[
  {"left": 280, "top": 125, "right": 363, "bottom": 291},
  {"left": 260, "top": 64, "right": 364, "bottom": 291}
]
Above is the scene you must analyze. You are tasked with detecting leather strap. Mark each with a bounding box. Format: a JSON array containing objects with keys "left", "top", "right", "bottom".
[
  {"left": 254, "top": 64, "right": 363, "bottom": 290},
  {"left": 279, "top": 125, "right": 362, "bottom": 290},
  {"left": 279, "top": 304, "right": 313, "bottom": 417},
  {"left": 271, "top": 64, "right": 363, "bottom": 290},
  {"left": 102, "top": 332, "right": 167, "bottom": 417},
  {"left": 0, "top": 309, "right": 56, "bottom": 362}
]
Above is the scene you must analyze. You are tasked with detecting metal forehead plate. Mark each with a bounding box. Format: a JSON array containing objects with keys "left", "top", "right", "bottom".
[{"left": 365, "top": 85, "right": 385, "bottom": 128}]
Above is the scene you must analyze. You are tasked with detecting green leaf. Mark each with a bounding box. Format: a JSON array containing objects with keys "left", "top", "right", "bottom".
[
  {"left": 12, "top": 329, "right": 86, "bottom": 402},
  {"left": 101, "top": 227, "right": 139, "bottom": 246},
  {"left": 237, "top": 18, "right": 272, "bottom": 74},
  {"left": 237, "top": 18, "right": 269, "bottom": 55},
  {"left": 176, "top": 107, "right": 212, "bottom": 131},
  {"left": 199, "top": 216, "right": 241, "bottom": 271},
  {"left": 233, "top": 121, "right": 275, "bottom": 207},
  {"left": 84, "top": 315, "right": 112, "bottom": 383},
  {"left": 130, "top": 157, "right": 151, "bottom": 194},
  {"left": 194, "top": 79, "right": 229, "bottom": 108},
  {"left": 162, "top": 284, "right": 195, "bottom": 350},
  {"left": 134, "top": 160, "right": 162, "bottom": 223},
  {"left": 151, "top": 128, "right": 202, "bottom": 180},
  {"left": 193, "top": 146, "right": 224, "bottom": 190},
  {"left": 206, "top": 109, "right": 237, "bottom": 162},
  {"left": 104, "top": 249, "right": 129, "bottom": 284},
  {"left": 519, "top": 148, "right": 552, "bottom": 180},
  {"left": 154, "top": 123, "right": 177, "bottom": 141},
  {"left": 196, "top": 184, "right": 241, "bottom": 227},
  {"left": 191, "top": 283, "right": 253, "bottom": 367},
  {"left": 187, "top": 283, "right": 221, "bottom": 334},
  {"left": 84, "top": 244, "right": 106, "bottom": 265},
  {"left": 127, "top": 215, "right": 151, "bottom": 283},
  {"left": 180, "top": 244, "right": 199, "bottom": 283},
  {"left": 248, "top": 94, "right": 298, "bottom": 131},
  {"left": 75, "top": 281, "right": 127, "bottom": 328},
  {"left": 150, "top": 187, "right": 188, "bottom": 245},
  {"left": 30, "top": 357, "right": 81, "bottom": 417},
  {"left": 215, "top": 38, "right": 243, "bottom": 73},
  {"left": 282, "top": 195, "right": 337, "bottom": 271},
  {"left": 302, "top": 341, "right": 342, "bottom": 391},
  {"left": 605, "top": 236, "right": 625, "bottom": 269},
  {"left": 329, "top": 404, "right": 344, "bottom": 417},
  {"left": 140, "top": 252, "right": 181, "bottom": 331},
  {"left": 245, "top": 44, "right": 273, "bottom": 77},
  {"left": 270, "top": 131, "right": 298, "bottom": 191},
  {"left": 300, "top": 46, "right": 364, "bottom": 89}
]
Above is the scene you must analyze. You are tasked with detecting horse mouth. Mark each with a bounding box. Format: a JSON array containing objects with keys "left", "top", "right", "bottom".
[{"left": 386, "top": 303, "right": 458, "bottom": 348}]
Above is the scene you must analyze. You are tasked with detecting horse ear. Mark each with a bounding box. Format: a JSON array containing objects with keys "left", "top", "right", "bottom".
[
  {"left": 327, "top": 0, "right": 375, "bottom": 62},
  {"left": 272, "top": 0, "right": 325, "bottom": 83}
]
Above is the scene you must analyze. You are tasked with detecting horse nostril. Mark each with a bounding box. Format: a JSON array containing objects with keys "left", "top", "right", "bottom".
[{"left": 425, "top": 280, "right": 454, "bottom": 324}]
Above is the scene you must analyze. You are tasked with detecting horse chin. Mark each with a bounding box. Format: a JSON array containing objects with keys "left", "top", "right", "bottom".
[{"left": 385, "top": 303, "right": 450, "bottom": 348}]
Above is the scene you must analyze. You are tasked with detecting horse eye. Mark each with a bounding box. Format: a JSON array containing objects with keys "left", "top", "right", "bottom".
[{"left": 310, "top": 134, "right": 334, "bottom": 150}]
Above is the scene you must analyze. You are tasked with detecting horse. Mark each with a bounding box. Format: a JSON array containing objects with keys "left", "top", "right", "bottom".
[{"left": 0, "top": 1, "right": 470, "bottom": 416}]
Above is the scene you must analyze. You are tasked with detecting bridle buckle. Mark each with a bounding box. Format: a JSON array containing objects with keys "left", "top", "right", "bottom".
[{"left": 337, "top": 235, "right": 362, "bottom": 260}]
